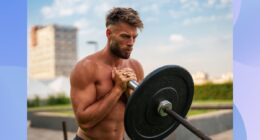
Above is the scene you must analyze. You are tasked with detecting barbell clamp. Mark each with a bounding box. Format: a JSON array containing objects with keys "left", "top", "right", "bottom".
[{"left": 157, "top": 100, "right": 172, "bottom": 117}]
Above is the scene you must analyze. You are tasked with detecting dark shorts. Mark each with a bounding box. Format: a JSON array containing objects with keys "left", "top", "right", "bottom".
[{"left": 73, "top": 135, "right": 84, "bottom": 140}]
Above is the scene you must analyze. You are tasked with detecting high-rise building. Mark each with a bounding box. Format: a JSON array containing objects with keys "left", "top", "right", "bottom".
[{"left": 29, "top": 24, "right": 77, "bottom": 80}]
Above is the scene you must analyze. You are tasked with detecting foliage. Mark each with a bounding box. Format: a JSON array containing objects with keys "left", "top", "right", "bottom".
[
  {"left": 193, "top": 82, "right": 233, "bottom": 100},
  {"left": 27, "top": 93, "right": 70, "bottom": 107},
  {"left": 27, "top": 82, "right": 233, "bottom": 107},
  {"left": 27, "top": 95, "right": 41, "bottom": 107},
  {"left": 46, "top": 93, "right": 70, "bottom": 105}
]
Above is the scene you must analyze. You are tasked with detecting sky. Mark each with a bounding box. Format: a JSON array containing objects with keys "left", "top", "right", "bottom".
[{"left": 28, "top": 0, "right": 232, "bottom": 78}]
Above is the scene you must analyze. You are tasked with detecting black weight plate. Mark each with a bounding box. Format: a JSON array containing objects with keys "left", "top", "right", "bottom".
[{"left": 124, "top": 65, "right": 194, "bottom": 140}]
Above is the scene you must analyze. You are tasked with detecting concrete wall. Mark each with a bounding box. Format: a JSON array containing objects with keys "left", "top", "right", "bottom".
[
  {"left": 28, "top": 110, "right": 232, "bottom": 139},
  {"left": 28, "top": 112, "right": 78, "bottom": 132}
]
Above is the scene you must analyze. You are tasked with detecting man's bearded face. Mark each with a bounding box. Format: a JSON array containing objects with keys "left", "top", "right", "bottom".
[{"left": 109, "top": 40, "right": 131, "bottom": 59}]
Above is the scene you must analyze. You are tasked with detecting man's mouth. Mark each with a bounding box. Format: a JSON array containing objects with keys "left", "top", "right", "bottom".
[{"left": 126, "top": 48, "right": 133, "bottom": 52}]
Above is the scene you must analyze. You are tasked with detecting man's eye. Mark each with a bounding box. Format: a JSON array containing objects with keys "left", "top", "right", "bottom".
[{"left": 122, "top": 35, "right": 129, "bottom": 39}]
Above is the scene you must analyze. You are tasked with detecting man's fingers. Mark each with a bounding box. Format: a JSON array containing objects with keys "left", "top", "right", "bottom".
[
  {"left": 118, "top": 67, "right": 134, "bottom": 73},
  {"left": 112, "top": 67, "right": 116, "bottom": 79},
  {"left": 124, "top": 75, "right": 137, "bottom": 82}
]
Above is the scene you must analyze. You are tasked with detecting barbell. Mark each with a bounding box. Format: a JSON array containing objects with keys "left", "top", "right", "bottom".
[{"left": 124, "top": 65, "right": 211, "bottom": 140}]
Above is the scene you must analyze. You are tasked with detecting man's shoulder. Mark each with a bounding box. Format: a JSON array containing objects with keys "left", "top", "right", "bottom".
[
  {"left": 128, "top": 58, "right": 142, "bottom": 68},
  {"left": 74, "top": 58, "right": 98, "bottom": 73},
  {"left": 81, "top": 57, "right": 99, "bottom": 68},
  {"left": 127, "top": 58, "right": 144, "bottom": 81},
  {"left": 70, "top": 57, "right": 98, "bottom": 84}
]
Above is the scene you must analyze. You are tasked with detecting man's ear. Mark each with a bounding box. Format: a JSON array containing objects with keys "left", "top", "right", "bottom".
[{"left": 106, "top": 28, "right": 112, "bottom": 39}]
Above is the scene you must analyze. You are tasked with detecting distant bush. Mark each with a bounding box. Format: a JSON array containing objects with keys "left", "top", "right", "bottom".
[
  {"left": 27, "top": 83, "right": 232, "bottom": 108},
  {"left": 27, "top": 93, "right": 71, "bottom": 107},
  {"left": 46, "top": 93, "right": 70, "bottom": 105},
  {"left": 27, "top": 95, "right": 41, "bottom": 107},
  {"left": 193, "top": 82, "right": 233, "bottom": 100}
]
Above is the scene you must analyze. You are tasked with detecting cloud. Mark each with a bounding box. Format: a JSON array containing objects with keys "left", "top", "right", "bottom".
[
  {"left": 180, "top": 0, "right": 188, "bottom": 4},
  {"left": 169, "top": 34, "right": 189, "bottom": 47},
  {"left": 220, "top": 0, "right": 231, "bottom": 5},
  {"left": 224, "top": 13, "right": 233, "bottom": 20},
  {"left": 215, "top": 0, "right": 232, "bottom": 8},
  {"left": 180, "top": 0, "right": 200, "bottom": 12},
  {"left": 93, "top": 2, "right": 113, "bottom": 18},
  {"left": 203, "top": 0, "right": 230, "bottom": 8},
  {"left": 183, "top": 15, "right": 231, "bottom": 26},
  {"left": 73, "top": 18, "right": 89, "bottom": 29},
  {"left": 41, "top": 0, "right": 90, "bottom": 19},
  {"left": 194, "top": 34, "right": 232, "bottom": 48},
  {"left": 144, "top": 17, "right": 158, "bottom": 23},
  {"left": 92, "top": 0, "right": 133, "bottom": 18},
  {"left": 73, "top": 18, "right": 104, "bottom": 37},
  {"left": 177, "top": 0, "right": 231, "bottom": 13},
  {"left": 207, "top": 0, "right": 216, "bottom": 6},
  {"left": 141, "top": 4, "right": 160, "bottom": 14},
  {"left": 169, "top": 10, "right": 185, "bottom": 19},
  {"left": 133, "top": 33, "right": 232, "bottom": 76}
]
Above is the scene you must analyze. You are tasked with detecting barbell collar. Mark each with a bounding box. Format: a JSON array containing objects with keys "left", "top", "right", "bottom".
[
  {"left": 157, "top": 100, "right": 172, "bottom": 117},
  {"left": 128, "top": 80, "right": 139, "bottom": 90}
]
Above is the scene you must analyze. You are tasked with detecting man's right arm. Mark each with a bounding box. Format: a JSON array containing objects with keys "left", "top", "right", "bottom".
[{"left": 70, "top": 60, "right": 123, "bottom": 130}]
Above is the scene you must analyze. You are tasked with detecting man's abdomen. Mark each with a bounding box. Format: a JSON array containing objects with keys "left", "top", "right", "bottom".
[{"left": 78, "top": 102, "right": 126, "bottom": 140}]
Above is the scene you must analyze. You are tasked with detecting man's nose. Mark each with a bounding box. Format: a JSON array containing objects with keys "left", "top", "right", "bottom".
[{"left": 127, "top": 38, "right": 135, "bottom": 46}]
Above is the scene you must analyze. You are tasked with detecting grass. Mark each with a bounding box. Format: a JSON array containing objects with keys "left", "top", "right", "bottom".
[
  {"left": 187, "top": 110, "right": 216, "bottom": 116},
  {"left": 40, "top": 111, "right": 75, "bottom": 117},
  {"left": 36, "top": 110, "right": 218, "bottom": 117},
  {"left": 28, "top": 104, "right": 72, "bottom": 112},
  {"left": 28, "top": 100, "right": 232, "bottom": 117},
  {"left": 192, "top": 100, "right": 232, "bottom": 105},
  {"left": 188, "top": 100, "right": 232, "bottom": 116}
]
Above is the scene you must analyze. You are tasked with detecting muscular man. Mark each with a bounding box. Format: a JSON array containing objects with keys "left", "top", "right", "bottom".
[{"left": 70, "top": 7, "right": 144, "bottom": 140}]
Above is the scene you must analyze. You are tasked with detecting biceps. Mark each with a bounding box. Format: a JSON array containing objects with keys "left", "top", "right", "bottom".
[{"left": 71, "top": 83, "right": 96, "bottom": 112}]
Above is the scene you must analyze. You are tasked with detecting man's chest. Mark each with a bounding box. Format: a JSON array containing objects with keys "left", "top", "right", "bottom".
[
  {"left": 94, "top": 63, "right": 134, "bottom": 100},
  {"left": 95, "top": 67, "right": 113, "bottom": 100}
]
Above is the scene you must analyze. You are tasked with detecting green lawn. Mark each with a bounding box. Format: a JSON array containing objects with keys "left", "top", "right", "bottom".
[
  {"left": 42, "top": 111, "right": 75, "bottom": 117},
  {"left": 28, "top": 100, "right": 232, "bottom": 117},
  {"left": 192, "top": 100, "right": 232, "bottom": 104},
  {"left": 187, "top": 100, "right": 232, "bottom": 116},
  {"left": 32, "top": 109, "right": 222, "bottom": 117},
  {"left": 28, "top": 104, "right": 72, "bottom": 112},
  {"left": 187, "top": 110, "right": 216, "bottom": 116}
]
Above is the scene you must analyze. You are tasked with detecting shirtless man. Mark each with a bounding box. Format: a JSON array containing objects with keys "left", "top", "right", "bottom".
[{"left": 70, "top": 7, "right": 144, "bottom": 140}]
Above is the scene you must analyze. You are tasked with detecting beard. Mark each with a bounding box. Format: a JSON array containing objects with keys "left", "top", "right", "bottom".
[{"left": 109, "top": 40, "right": 131, "bottom": 59}]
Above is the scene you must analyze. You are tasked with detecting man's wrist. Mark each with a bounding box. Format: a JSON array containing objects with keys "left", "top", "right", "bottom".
[{"left": 112, "top": 86, "right": 124, "bottom": 96}]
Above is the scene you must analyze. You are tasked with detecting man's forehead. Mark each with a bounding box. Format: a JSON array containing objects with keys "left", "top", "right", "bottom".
[
  {"left": 109, "top": 23, "right": 138, "bottom": 34},
  {"left": 120, "top": 32, "right": 138, "bottom": 37}
]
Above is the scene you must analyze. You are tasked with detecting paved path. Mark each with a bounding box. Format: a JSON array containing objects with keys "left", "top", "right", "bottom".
[
  {"left": 28, "top": 127, "right": 76, "bottom": 140},
  {"left": 28, "top": 127, "right": 233, "bottom": 140},
  {"left": 211, "top": 129, "right": 233, "bottom": 140}
]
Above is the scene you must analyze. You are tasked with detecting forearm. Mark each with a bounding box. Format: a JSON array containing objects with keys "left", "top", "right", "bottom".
[{"left": 77, "top": 87, "right": 123, "bottom": 129}]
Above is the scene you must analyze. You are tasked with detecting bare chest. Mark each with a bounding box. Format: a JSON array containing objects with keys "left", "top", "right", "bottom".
[
  {"left": 95, "top": 68, "right": 114, "bottom": 100},
  {"left": 94, "top": 62, "right": 135, "bottom": 101}
]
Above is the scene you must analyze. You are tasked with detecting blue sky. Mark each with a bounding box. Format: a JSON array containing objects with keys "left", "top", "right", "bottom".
[{"left": 28, "top": 0, "right": 232, "bottom": 77}]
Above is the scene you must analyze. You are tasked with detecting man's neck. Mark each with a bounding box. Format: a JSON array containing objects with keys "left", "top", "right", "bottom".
[{"left": 100, "top": 44, "right": 124, "bottom": 67}]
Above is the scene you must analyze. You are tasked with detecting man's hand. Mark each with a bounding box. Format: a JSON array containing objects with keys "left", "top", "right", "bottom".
[{"left": 112, "top": 67, "right": 137, "bottom": 94}]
